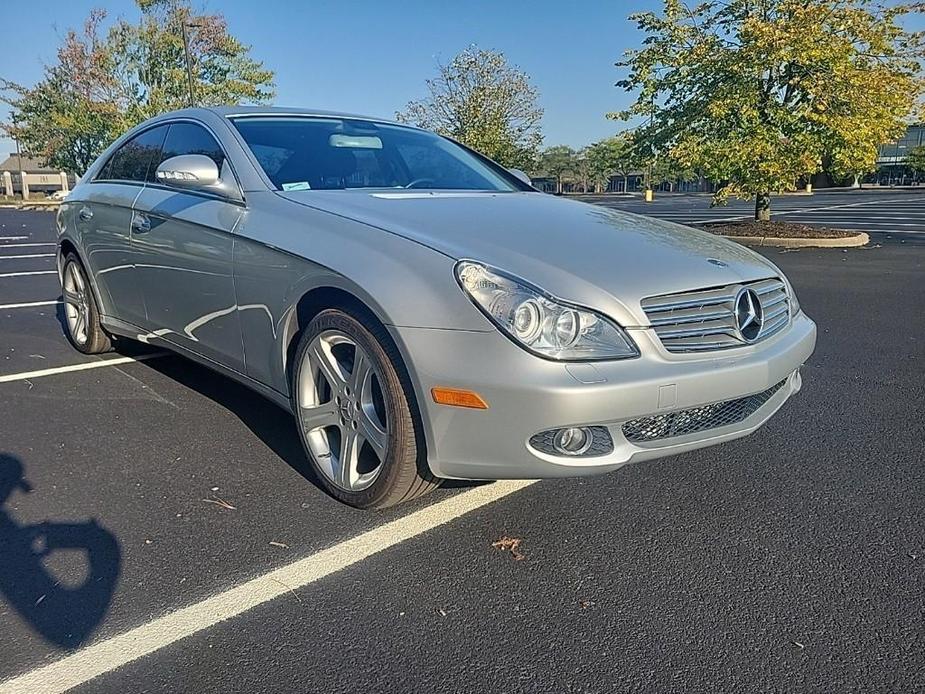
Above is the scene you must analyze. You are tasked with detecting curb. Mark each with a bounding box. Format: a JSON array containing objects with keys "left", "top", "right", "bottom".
[{"left": 722, "top": 232, "right": 870, "bottom": 248}]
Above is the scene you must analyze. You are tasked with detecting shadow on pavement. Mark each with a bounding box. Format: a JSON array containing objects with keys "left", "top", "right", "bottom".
[
  {"left": 135, "top": 355, "right": 482, "bottom": 492},
  {"left": 134, "top": 355, "right": 323, "bottom": 485},
  {"left": 0, "top": 453, "right": 121, "bottom": 649}
]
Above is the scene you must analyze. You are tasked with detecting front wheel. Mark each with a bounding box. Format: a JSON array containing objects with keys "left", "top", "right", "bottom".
[
  {"left": 61, "top": 254, "right": 112, "bottom": 354},
  {"left": 291, "top": 308, "right": 439, "bottom": 509}
]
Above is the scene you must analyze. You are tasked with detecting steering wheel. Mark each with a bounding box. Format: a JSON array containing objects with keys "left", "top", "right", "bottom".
[{"left": 404, "top": 178, "right": 437, "bottom": 189}]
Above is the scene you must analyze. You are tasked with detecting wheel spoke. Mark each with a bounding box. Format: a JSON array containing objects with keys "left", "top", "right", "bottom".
[
  {"left": 62, "top": 288, "right": 80, "bottom": 306},
  {"left": 72, "top": 266, "right": 85, "bottom": 291},
  {"left": 337, "top": 428, "right": 363, "bottom": 489},
  {"left": 309, "top": 339, "right": 345, "bottom": 391},
  {"left": 357, "top": 410, "right": 387, "bottom": 461},
  {"left": 74, "top": 312, "right": 86, "bottom": 341},
  {"left": 299, "top": 400, "right": 339, "bottom": 432},
  {"left": 349, "top": 350, "right": 372, "bottom": 394}
]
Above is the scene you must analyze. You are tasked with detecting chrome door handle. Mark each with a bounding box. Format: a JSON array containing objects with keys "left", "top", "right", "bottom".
[
  {"left": 131, "top": 212, "right": 151, "bottom": 233},
  {"left": 78, "top": 207, "right": 93, "bottom": 222}
]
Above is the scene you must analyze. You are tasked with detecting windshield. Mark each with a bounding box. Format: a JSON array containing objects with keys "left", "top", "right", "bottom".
[{"left": 230, "top": 116, "right": 524, "bottom": 192}]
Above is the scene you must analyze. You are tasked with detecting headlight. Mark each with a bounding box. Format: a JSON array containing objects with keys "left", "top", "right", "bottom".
[{"left": 455, "top": 261, "right": 638, "bottom": 361}]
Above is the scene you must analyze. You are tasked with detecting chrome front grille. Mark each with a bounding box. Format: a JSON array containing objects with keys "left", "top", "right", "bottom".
[
  {"left": 622, "top": 379, "right": 788, "bottom": 443},
  {"left": 641, "top": 278, "right": 790, "bottom": 353}
]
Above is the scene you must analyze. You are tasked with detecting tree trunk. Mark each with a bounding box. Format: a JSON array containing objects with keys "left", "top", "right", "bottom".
[
  {"left": 755, "top": 192, "right": 771, "bottom": 221},
  {"left": 623, "top": 174, "right": 629, "bottom": 193}
]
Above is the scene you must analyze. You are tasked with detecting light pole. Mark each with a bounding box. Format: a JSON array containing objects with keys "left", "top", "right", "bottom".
[
  {"left": 645, "top": 96, "right": 655, "bottom": 203},
  {"left": 181, "top": 20, "right": 203, "bottom": 107}
]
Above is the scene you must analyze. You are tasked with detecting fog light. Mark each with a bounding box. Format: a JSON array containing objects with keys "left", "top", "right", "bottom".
[
  {"left": 552, "top": 427, "right": 593, "bottom": 456},
  {"left": 529, "top": 426, "right": 613, "bottom": 457}
]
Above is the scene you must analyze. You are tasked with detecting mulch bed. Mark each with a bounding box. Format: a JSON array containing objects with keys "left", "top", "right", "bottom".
[{"left": 699, "top": 219, "right": 858, "bottom": 238}]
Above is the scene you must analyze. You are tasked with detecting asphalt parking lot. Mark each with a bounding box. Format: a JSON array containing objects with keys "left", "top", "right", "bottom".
[
  {"left": 585, "top": 187, "right": 925, "bottom": 245},
  {"left": 0, "top": 200, "right": 923, "bottom": 693}
]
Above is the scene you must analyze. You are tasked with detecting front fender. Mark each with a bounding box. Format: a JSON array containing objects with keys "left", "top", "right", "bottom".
[{"left": 233, "top": 192, "right": 492, "bottom": 394}]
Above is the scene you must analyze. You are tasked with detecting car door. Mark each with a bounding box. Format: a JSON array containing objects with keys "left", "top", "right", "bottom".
[
  {"left": 131, "top": 121, "right": 246, "bottom": 373},
  {"left": 76, "top": 125, "right": 168, "bottom": 328}
]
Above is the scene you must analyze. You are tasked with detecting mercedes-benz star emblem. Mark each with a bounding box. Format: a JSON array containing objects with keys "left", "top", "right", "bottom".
[{"left": 734, "top": 288, "right": 763, "bottom": 342}]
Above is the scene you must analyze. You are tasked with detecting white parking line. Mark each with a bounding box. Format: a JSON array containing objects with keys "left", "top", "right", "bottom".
[
  {"left": 0, "top": 353, "right": 166, "bottom": 384},
  {"left": 0, "top": 242, "right": 56, "bottom": 248},
  {"left": 0, "top": 300, "right": 62, "bottom": 310},
  {"left": 0, "top": 478, "right": 538, "bottom": 694},
  {"left": 0, "top": 236, "right": 30, "bottom": 241},
  {"left": 0, "top": 253, "right": 55, "bottom": 259},
  {"left": 0, "top": 270, "right": 56, "bottom": 278}
]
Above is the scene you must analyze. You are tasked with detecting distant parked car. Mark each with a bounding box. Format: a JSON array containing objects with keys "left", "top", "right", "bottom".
[
  {"left": 50, "top": 190, "right": 69, "bottom": 200},
  {"left": 56, "top": 107, "right": 816, "bottom": 508}
]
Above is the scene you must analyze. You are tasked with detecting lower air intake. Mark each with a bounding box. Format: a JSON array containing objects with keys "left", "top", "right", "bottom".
[{"left": 622, "top": 379, "right": 788, "bottom": 443}]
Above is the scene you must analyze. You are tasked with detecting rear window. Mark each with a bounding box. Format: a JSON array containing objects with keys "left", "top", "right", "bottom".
[{"left": 231, "top": 116, "right": 521, "bottom": 192}]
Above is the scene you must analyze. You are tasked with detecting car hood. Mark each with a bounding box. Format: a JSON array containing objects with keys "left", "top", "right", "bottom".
[{"left": 278, "top": 190, "right": 781, "bottom": 326}]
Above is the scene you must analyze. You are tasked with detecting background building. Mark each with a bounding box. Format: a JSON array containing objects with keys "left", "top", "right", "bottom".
[
  {"left": 870, "top": 124, "right": 924, "bottom": 186},
  {"left": 0, "top": 154, "right": 77, "bottom": 197}
]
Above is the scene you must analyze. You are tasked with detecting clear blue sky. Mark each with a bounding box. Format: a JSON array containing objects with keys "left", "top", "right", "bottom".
[{"left": 0, "top": 0, "right": 662, "bottom": 160}]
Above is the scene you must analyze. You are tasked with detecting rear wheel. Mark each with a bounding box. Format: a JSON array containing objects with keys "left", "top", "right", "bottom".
[
  {"left": 61, "top": 254, "right": 112, "bottom": 354},
  {"left": 292, "top": 308, "right": 439, "bottom": 509}
]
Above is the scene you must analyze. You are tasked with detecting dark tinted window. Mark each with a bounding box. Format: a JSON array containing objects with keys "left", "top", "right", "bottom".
[
  {"left": 98, "top": 126, "right": 168, "bottom": 183},
  {"left": 231, "top": 117, "right": 520, "bottom": 192},
  {"left": 156, "top": 122, "right": 226, "bottom": 175}
]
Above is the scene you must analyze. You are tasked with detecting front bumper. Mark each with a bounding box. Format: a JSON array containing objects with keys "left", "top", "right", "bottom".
[{"left": 391, "top": 311, "right": 816, "bottom": 480}]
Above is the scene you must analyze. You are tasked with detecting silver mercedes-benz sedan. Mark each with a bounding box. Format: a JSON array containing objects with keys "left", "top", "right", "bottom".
[{"left": 56, "top": 106, "right": 816, "bottom": 508}]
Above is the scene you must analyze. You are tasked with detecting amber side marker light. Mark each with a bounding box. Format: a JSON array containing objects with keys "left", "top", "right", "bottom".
[{"left": 431, "top": 387, "right": 489, "bottom": 409}]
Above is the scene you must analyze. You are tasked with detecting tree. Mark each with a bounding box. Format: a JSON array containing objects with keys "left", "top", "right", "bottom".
[
  {"left": 585, "top": 134, "right": 640, "bottom": 192},
  {"left": 584, "top": 142, "right": 613, "bottom": 192},
  {"left": 612, "top": 0, "right": 924, "bottom": 220},
  {"left": 536, "top": 145, "right": 577, "bottom": 193},
  {"left": 397, "top": 45, "right": 543, "bottom": 170},
  {"left": 907, "top": 144, "right": 925, "bottom": 178},
  {"left": 1, "top": 0, "right": 274, "bottom": 173}
]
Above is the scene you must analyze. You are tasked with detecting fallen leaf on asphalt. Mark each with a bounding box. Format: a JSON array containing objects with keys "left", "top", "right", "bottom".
[
  {"left": 203, "top": 496, "right": 236, "bottom": 510},
  {"left": 491, "top": 536, "right": 525, "bottom": 560},
  {"left": 792, "top": 641, "right": 805, "bottom": 650},
  {"left": 269, "top": 541, "right": 289, "bottom": 549}
]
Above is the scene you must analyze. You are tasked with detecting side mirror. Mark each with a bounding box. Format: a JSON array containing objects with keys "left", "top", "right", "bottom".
[
  {"left": 155, "top": 154, "right": 220, "bottom": 190},
  {"left": 508, "top": 168, "right": 533, "bottom": 186}
]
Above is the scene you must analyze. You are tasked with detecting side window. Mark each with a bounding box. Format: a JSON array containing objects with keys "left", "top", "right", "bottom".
[
  {"left": 98, "top": 126, "right": 168, "bottom": 183},
  {"left": 156, "top": 122, "right": 227, "bottom": 174}
]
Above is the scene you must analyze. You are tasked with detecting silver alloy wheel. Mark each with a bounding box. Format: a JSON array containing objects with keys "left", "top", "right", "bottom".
[
  {"left": 63, "top": 262, "right": 90, "bottom": 346},
  {"left": 297, "top": 329, "right": 389, "bottom": 492}
]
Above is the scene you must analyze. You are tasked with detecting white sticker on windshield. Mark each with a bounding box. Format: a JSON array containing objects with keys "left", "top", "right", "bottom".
[{"left": 282, "top": 181, "right": 311, "bottom": 191}]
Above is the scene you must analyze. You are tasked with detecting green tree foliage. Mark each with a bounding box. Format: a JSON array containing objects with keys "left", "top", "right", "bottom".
[
  {"left": 536, "top": 145, "right": 577, "bottom": 193},
  {"left": 907, "top": 143, "right": 925, "bottom": 175},
  {"left": 1, "top": 0, "right": 274, "bottom": 173},
  {"left": 397, "top": 45, "right": 543, "bottom": 170},
  {"left": 612, "top": 0, "right": 924, "bottom": 220},
  {"left": 585, "top": 134, "right": 640, "bottom": 192}
]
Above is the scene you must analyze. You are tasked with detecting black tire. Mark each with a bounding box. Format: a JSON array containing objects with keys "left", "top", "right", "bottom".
[
  {"left": 291, "top": 307, "right": 440, "bottom": 509},
  {"left": 61, "top": 253, "right": 112, "bottom": 355}
]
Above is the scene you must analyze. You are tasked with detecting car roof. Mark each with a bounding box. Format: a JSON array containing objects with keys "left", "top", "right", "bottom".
[
  {"left": 208, "top": 105, "right": 384, "bottom": 120},
  {"left": 145, "top": 106, "right": 420, "bottom": 131}
]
